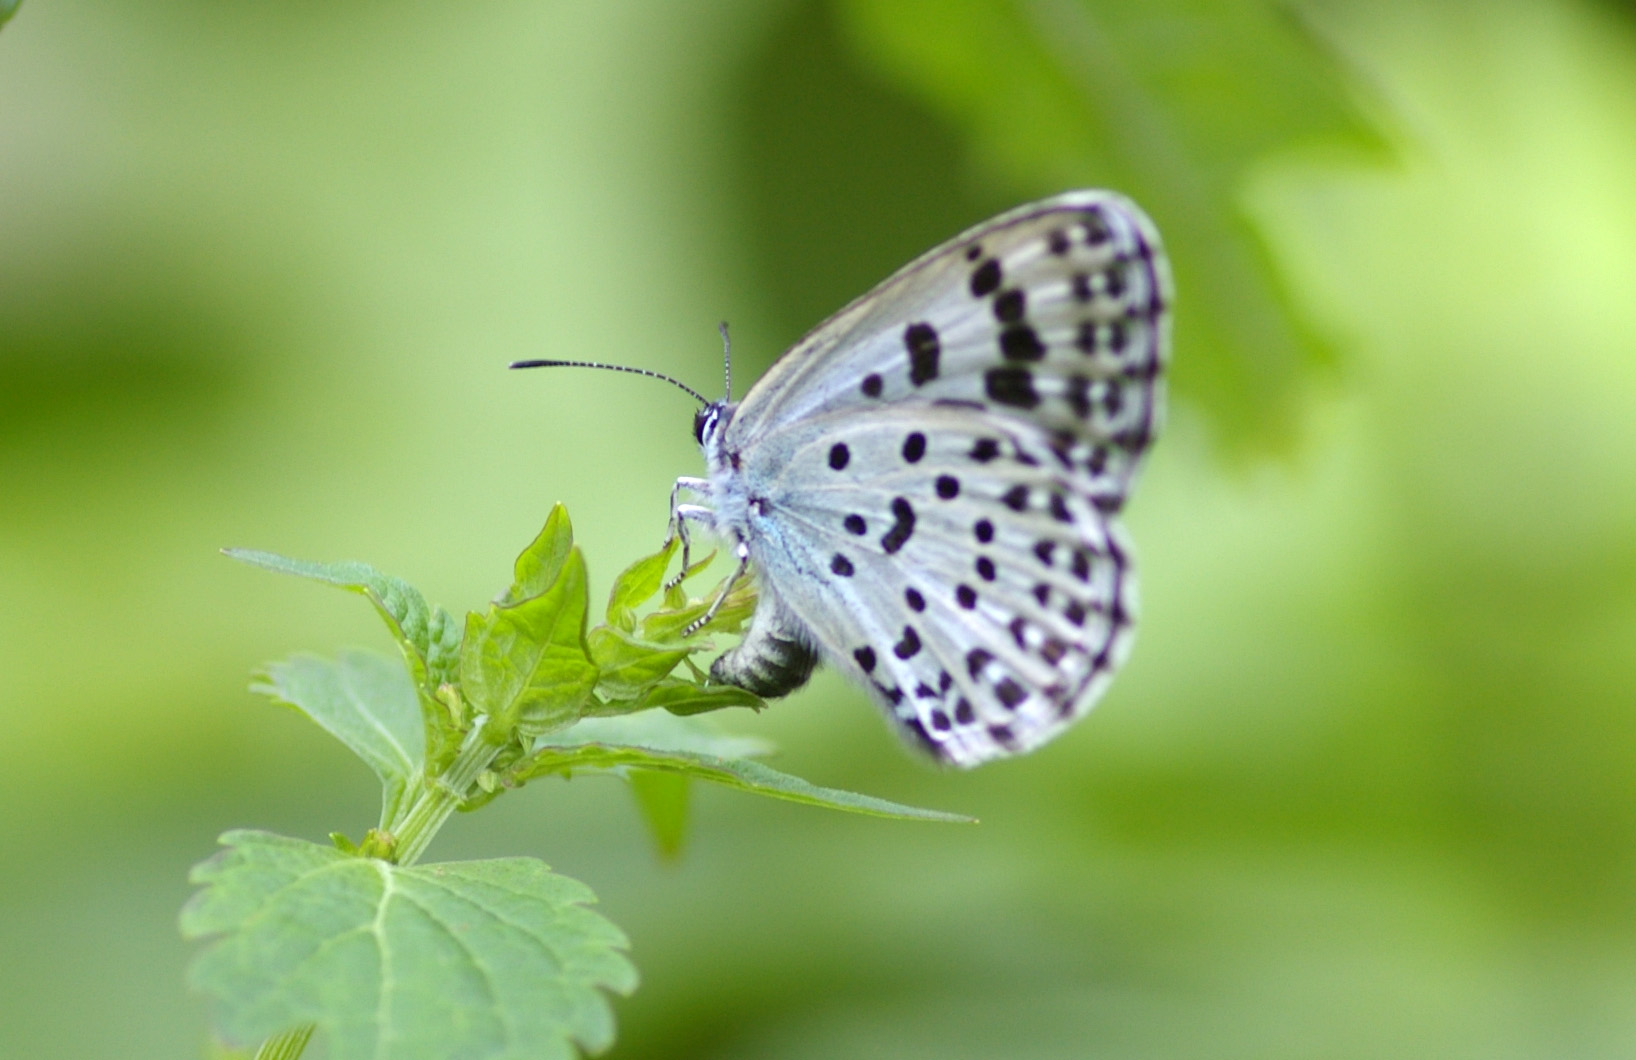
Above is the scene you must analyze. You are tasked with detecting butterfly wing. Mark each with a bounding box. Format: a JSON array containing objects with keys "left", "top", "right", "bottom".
[
  {"left": 725, "top": 190, "right": 1171, "bottom": 512},
  {"left": 731, "top": 403, "right": 1138, "bottom": 766},
  {"left": 715, "top": 190, "right": 1169, "bottom": 765}
]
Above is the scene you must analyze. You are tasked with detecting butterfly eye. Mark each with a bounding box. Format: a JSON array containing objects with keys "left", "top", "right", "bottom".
[{"left": 693, "top": 408, "right": 711, "bottom": 444}]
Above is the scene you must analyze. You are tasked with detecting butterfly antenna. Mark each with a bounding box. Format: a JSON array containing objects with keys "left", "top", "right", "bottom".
[
  {"left": 718, "top": 321, "right": 735, "bottom": 402},
  {"left": 509, "top": 359, "right": 710, "bottom": 408}
]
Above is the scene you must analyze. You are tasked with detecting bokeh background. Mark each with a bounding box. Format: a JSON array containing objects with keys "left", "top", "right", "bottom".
[{"left": 4, "top": 0, "right": 1636, "bottom": 1056}]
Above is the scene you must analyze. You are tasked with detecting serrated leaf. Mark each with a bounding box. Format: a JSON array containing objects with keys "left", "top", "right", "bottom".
[
  {"left": 627, "top": 771, "right": 690, "bottom": 859},
  {"left": 252, "top": 651, "right": 425, "bottom": 829},
  {"left": 586, "top": 626, "right": 692, "bottom": 702},
  {"left": 604, "top": 537, "right": 678, "bottom": 631},
  {"left": 462, "top": 548, "right": 599, "bottom": 738},
  {"left": 224, "top": 549, "right": 447, "bottom": 705},
  {"left": 500, "top": 504, "right": 575, "bottom": 607},
  {"left": 837, "top": 0, "right": 1385, "bottom": 449},
  {"left": 182, "top": 831, "right": 637, "bottom": 1060},
  {"left": 524, "top": 718, "right": 973, "bottom": 822}
]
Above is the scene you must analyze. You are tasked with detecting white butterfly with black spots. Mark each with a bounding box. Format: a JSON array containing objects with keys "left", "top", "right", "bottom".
[{"left": 682, "top": 191, "right": 1169, "bottom": 767}]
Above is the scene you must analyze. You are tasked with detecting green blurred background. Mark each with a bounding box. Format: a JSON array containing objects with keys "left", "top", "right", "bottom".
[{"left": 4, "top": 0, "right": 1635, "bottom": 1056}]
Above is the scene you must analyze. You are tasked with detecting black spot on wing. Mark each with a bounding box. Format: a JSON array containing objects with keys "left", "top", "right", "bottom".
[
  {"left": 905, "top": 323, "right": 940, "bottom": 386},
  {"left": 1066, "top": 375, "right": 1091, "bottom": 418},
  {"left": 881, "top": 497, "right": 916, "bottom": 554},
  {"left": 970, "top": 258, "right": 1001, "bottom": 297},
  {"left": 966, "top": 648, "right": 993, "bottom": 678},
  {"left": 985, "top": 367, "right": 1039, "bottom": 408},
  {"left": 999, "top": 324, "right": 1045, "bottom": 362},
  {"left": 993, "top": 289, "right": 1026, "bottom": 323}
]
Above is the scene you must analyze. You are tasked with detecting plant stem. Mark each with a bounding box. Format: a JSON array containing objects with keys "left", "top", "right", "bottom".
[{"left": 392, "top": 716, "right": 500, "bottom": 867}]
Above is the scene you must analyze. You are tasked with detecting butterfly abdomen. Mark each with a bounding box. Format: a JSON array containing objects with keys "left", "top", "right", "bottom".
[{"left": 709, "top": 595, "right": 819, "bottom": 698}]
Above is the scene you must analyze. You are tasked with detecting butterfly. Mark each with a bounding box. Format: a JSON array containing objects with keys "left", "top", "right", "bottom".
[{"left": 526, "top": 191, "right": 1171, "bottom": 766}]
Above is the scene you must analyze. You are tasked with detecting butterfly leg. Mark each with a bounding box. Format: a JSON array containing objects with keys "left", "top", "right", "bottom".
[
  {"left": 663, "top": 476, "right": 713, "bottom": 589},
  {"left": 682, "top": 540, "right": 749, "bottom": 637}
]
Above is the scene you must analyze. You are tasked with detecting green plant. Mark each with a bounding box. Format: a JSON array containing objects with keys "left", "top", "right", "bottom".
[{"left": 180, "top": 506, "right": 968, "bottom": 1060}]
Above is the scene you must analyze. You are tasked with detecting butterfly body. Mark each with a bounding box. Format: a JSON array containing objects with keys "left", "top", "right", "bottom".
[{"left": 689, "top": 190, "right": 1171, "bottom": 767}]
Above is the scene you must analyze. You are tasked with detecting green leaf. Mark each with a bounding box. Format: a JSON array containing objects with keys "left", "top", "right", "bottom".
[
  {"left": 0, "top": 1, "right": 20, "bottom": 28},
  {"left": 251, "top": 651, "right": 425, "bottom": 829},
  {"left": 640, "top": 678, "right": 766, "bottom": 716},
  {"left": 499, "top": 503, "right": 575, "bottom": 607},
  {"left": 423, "top": 606, "right": 463, "bottom": 691},
  {"left": 461, "top": 548, "right": 599, "bottom": 738},
  {"left": 182, "top": 831, "right": 637, "bottom": 1060},
  {"left": 662, "top": 548, "right": 717, "bottom": 609},
  {"left": 627, "top": 771, "right": 690, "bottom": 859},
  {"left": 586, "top": 626, "right": 692, "bottom": 702},
  {"left": 584, "top": 550, "right": 763, "bottom": 708},
  {"left": 223, "top": 549, "right": 456, "bottom": 703},
  {"left": 837, "top": 0, "right": 1385, "bottom": 449},
  {"left": 604, "top": 536, "right": 678, "bottom": 631},
  {"left": 637, "top": 579, "right": 758, "bottom": 642},
  {"left": 524, "top": 716, "right": 974, "bottom": 822}
]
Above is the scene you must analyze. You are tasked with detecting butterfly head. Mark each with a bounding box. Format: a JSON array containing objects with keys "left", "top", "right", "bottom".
[{"left": 693, "top": 400, "right": 734, "bottom": 448}]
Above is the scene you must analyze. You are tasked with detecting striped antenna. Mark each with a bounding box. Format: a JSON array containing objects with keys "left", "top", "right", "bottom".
[{"left": 509, "top": 359, "right": 711, "bottom": 408}]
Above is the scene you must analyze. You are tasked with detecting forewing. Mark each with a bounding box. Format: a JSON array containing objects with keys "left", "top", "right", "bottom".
[
  {"left": 728, "top": 190, "right": 1171, "bottom": 511},
  {"left": 742, "top": 405, "right": 1137, "bottom": 767}
]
